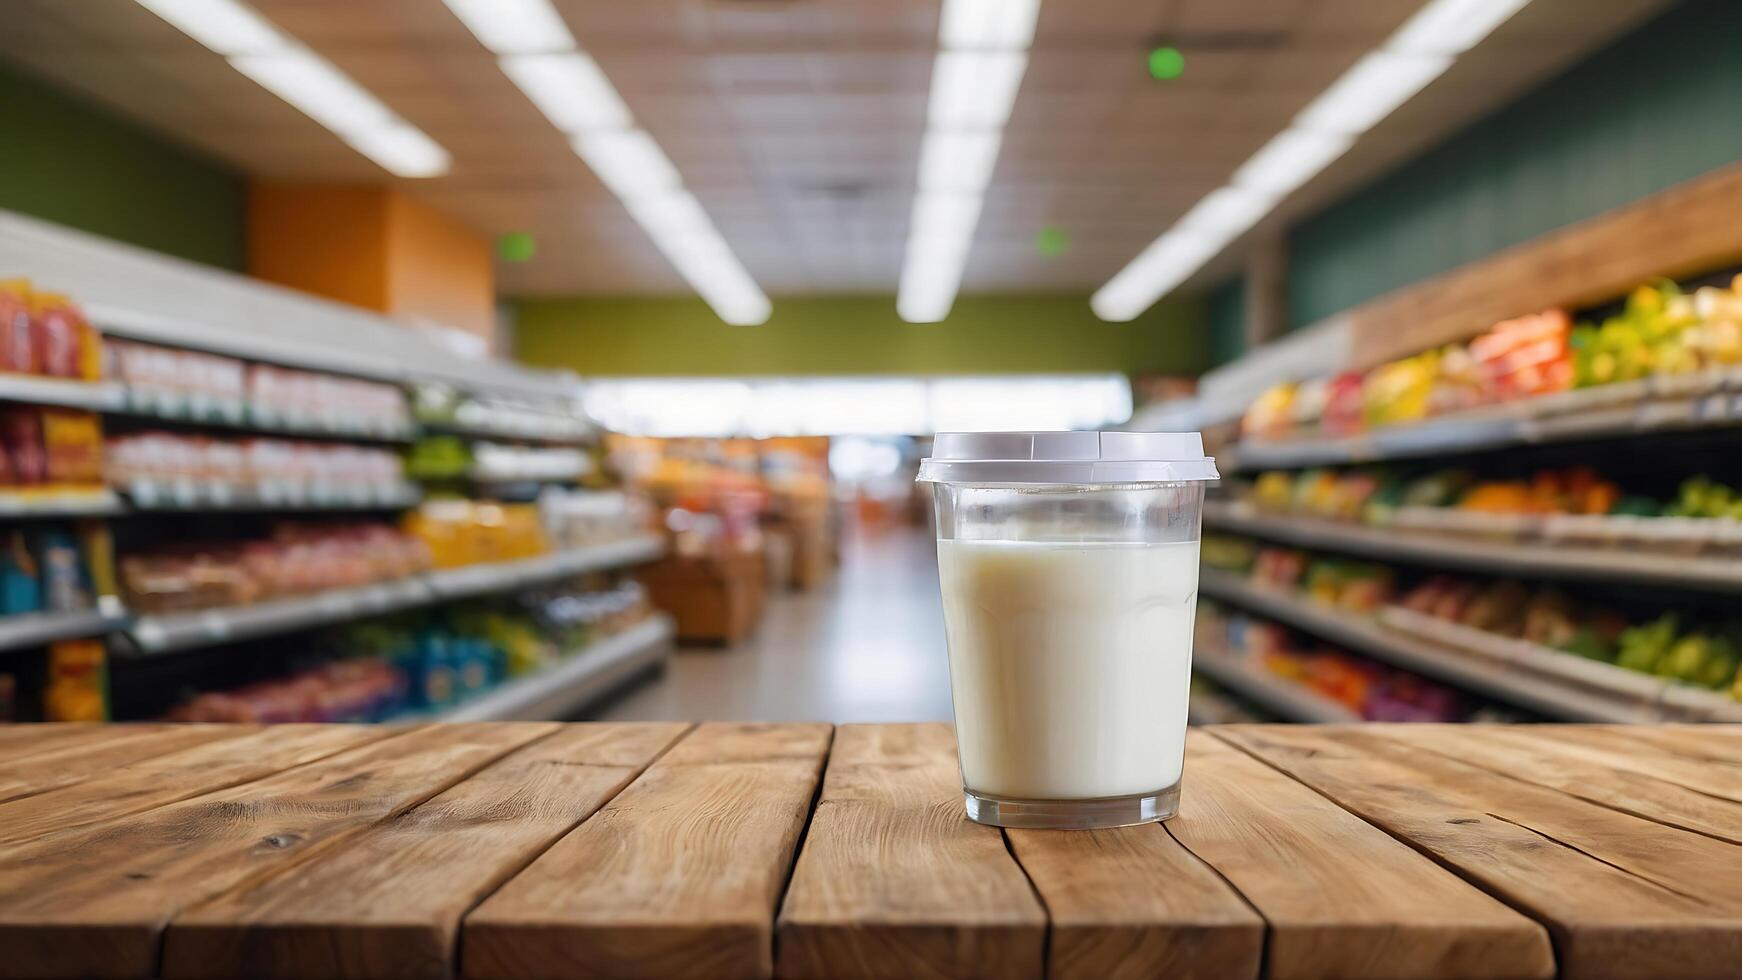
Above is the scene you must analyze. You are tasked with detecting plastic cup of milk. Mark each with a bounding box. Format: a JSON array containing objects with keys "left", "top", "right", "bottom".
[{"left": 918, "top": 431, "right": 1218, "bottom": 830}]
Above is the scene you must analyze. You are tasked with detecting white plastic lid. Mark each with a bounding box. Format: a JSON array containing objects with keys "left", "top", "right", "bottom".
[{"left": 917, "top": 431, "right": 1218, "bottom": 485}]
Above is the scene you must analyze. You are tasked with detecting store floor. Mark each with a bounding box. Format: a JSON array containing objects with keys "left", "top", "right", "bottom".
[{"left": 590, "top": 526, "right": 956, "bottom": 723}]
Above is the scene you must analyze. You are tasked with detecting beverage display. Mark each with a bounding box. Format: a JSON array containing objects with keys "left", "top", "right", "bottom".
[{"left": 920, "top": 430, "right": 1218, "bottom": 829}]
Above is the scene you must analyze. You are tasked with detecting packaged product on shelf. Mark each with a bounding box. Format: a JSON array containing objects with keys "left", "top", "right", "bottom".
[
  {"left": 119, "top": 522, "right": 431, "bottom": 613},
  {"left": 168, "top": 658, "right": 406, "bottom": 723},
  {"left": 538, "top": 489, "right": 653, "bottom": 549},
  {"left": 106, "top": 432, "right": 407, "bottom": 499},
  {"left": 39, "top": 410, "right": 104, "bottom": 485},
  {"left": 43, "top": 638, "right": 106, "bottom": 721},
  {"left": 0, "top": 533, "right": 39, "bottom": 614},
  {"left": 0, "top": 523, "right": 106, "bottom": 615},
  {"left": 403, "top": 500, "right": 550, "bottom": 568},
  {"left": 0, "top": 279, "right": 35, "bottom": 374},
  {"left": 28, "top": 292, "right": 102, "bottom": 380},
  {"left": 3, "top": 408, "right": 47, "bottom": 484}
]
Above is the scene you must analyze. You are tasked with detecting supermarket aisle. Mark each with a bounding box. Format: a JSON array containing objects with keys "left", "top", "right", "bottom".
[{"left": 590, "top": 527, "right": 955, "bottom": 723}]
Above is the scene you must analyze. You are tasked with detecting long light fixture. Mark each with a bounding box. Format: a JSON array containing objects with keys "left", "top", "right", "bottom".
[
  {"left": 1091, "top": 0, "right": 1533, "bottom": 321},
  {"left": 442, "top": 0, "right": 770, "bottom": 326},
  {"left": 897, "top": 0, "right": 1040, "bottom": 323},
  {"left": 133, "top": 0, "right": 449, "bottom": 178}
]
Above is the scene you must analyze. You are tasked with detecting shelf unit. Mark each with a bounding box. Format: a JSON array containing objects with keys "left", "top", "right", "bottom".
[
  {"left": 1203, "top": 500, "right": 1742, "bottom": 593},
  {"left": 0, "top": 600, "right": 129, "bottom": 654},
  {"left": 119, "top": 481, "right": 423, "bottom": 513},
  {"left": 1225, "top": 376, "right": 1734, "bottom": 473},
  {"left": 0, "top": 490, "right": 125, "bottom": 518},
  {"left": 1193, "top": 644, "right": 1361, "bottom": 723},
  {"left": 431, "top": 614, "right": 674, "bottom": 722},
  {"left": 1199, "top": 568, "right": 1661, "bottom": 722},
  {"left": 0, "top": 374, "right": 125, "bottom": 411},
  {"left": 121, "top": 535, "right": 664, "bottom": 656}
]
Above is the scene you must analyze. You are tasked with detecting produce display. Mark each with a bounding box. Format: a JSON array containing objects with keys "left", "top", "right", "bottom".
[
  {"left": 106, "top": 432, "right": 407, "bottom": 500},
  {"left": 1400, "top": 575, "right": 1742, "bottom": 698},
  {"left": 164, "top": 580, "right": 652, "bottom": 722},
  {"left": 1241, "top": 275, "right": 1742, "bottom": 440},
  {"left": 1198, "top": 601, "right": 1477, "bottom": 722},
  {"left": 119, "top": 522, "right": 431, "bottom": 613}
]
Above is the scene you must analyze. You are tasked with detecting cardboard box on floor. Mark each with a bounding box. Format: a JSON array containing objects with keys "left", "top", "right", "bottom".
[{"left": 640, "top": 550, "right": 765, "bottom": 646}]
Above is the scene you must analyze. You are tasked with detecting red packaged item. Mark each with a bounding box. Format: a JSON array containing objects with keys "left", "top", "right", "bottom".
[
  {"left": 1319, "top": 371, "right": 1368, "bottom": 435},
  {"left": 3, "top": 409, "right": 46, "bottom": 485},
  {"left": 0, "top": 281, "right": 35, "bottom": 374},
  {"left": 29, "top": 293, "right": 83, "bottom": 379}
]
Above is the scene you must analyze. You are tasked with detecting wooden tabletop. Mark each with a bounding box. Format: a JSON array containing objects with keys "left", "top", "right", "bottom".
[{"left": 0, "top": 723, "right": 1738, "bottom": 979}]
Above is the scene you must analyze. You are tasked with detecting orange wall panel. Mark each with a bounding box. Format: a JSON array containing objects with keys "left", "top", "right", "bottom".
[{"left": 246, "top": 183, "right": 495, "bottom": 350}]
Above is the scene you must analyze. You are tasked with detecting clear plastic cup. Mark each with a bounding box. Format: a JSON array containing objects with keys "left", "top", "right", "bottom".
[{"left": 918, "top": 431, "right": 1218, "bottom": 829}]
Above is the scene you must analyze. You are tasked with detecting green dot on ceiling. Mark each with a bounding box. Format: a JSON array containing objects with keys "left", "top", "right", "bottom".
[
  {"left": 1147, "top": 46, "right": 1185, "bottom": 81},
  {"left": 497, "top": 232, "right": 537, "bottom": 263}
]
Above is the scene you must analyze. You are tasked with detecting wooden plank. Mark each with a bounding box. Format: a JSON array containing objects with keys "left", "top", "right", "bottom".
[
  {"left": 0, "top": 724, "right": 388, "bottom": 847},
  {"left": 0, "top": 722, "right": 553, "bottom": 980},
  {"left": 1219, "top": 725, "right": 1742, "bottom": 979},
  {"left": 1572, "top": 725, "right": 1742, "bottom": 767},
  {"left": 1347, "top": 162, "right": 1742, "bottom": 369},
  {"left": 1172, "top": 733, "right": 1551, "bottom": 980},
  {"left": 464, "top": 722, "right": 831, "bottom": 980},
  {"left": 775, "top": 723, "right": 1046, "bottom": 980},
  {"left": 0, "top": 723, "right": 169, "bottom": 763},
  {"left": 1379, "top": 725, "right": 1742, "bottom": 844},
  {"left": 165, "top": 723, "right": 690, "bottom": 980},
  {"left": 0, "top": 724, "right": 248, "bottom": 804},
  {"left": 1004, "top": 746, "right": 1265, "bottom": 980}
]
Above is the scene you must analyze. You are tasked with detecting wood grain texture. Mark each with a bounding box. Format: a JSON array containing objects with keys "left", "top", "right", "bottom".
[
  {"left": 165, "top": 723, "right": 689, "bottom": 980},
  {"left": 1175, "top": 733, "right": 1552, "bottom": 980},
  {"left": 1379, "top": 725, "right": 1742, "bottom": 845},
  {"left": 1346, "top": 162, "right": 1742, "bottom": 369},
  {"left": 1005, "top": 758, "right": 1265, "bottom": 980},
  {"left": 1219, "top": 725, "right": 1742, "bottom": 979},
  {"left": 775, "top": 723, "right": 1046, "bottom": 980},
  {"left": 0, "top": 723, "right": 170, "bottom": 764},
  {"left": 0, "top": 724, "right": 248, "bottom": 804},
  {"left": 0, "top": 723, "right": 550, "bottom": 979},
  {"left": 464, "top": 722, "right": 831, "bottom": 980},
  {"left": 0, "top": 724, "right": 387, "bottom": 847}
]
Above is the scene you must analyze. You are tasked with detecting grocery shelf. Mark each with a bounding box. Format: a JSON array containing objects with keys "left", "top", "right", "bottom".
[
  {"left": 1193, "top": 644, "right": 1361, "bottom": 723},
  {"left": 0, "top": 374, "right": 125, "bottom": 411},
  {"left": 0, "top": 489, "right": 125, "bottom": 518},
  {"left": 1202, "top": 500, "right": 1742, "bottom": 593},
  {"left": 1224, "top": 378, "right": 1732, "bottom": 472},
  {"left": 1199, "top": 568, "right": 1657, "bottom": 722},
  {"left": 432, "top": 614, "right": 674, "bottom": 722},
  {"left": 0, "top": 598, "right": 129, "bottom": 653},
  {"left": 125, "top": 579, "right": 434, "bottom": 655},
  {"left": 111, "top": 392, "right": 417, "bottom": 443},
  {"left": 419, "top": 420, "right": 591, "bottom": 446},
  {"left": 122, "top": 537, "right": 666, "bottom": 655},
  {"left": 120, "top": 480, "right": 423, "bottom": 512},
  {"left": 423, "top": 536, "right": 664, "bottom": 601}
]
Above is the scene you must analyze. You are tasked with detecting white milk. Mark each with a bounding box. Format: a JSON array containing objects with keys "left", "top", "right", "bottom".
[{"left": 936, "top": 538, "right": 1199, "bottom": 800}]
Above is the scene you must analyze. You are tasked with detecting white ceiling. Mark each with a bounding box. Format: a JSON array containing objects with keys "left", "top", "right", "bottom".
[{"left": 0, "top": 0, "right": 1671, "bottom": 299}]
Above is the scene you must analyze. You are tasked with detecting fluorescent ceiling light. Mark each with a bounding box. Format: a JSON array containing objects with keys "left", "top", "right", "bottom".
[
  {"left": 572, "top": 130, "right": 682, "bottom": 199},
  {"left": 906, "top": 192, "right": 983, "bottom": 256},
  {"left": 441, "top": 0, "right": 574, "bottom": 54},
  {"left": 1294, "top": 50, "right": 1453, "bottom": 135},
  {"left": 501, "top": 53, "right": 632, "bottom": 133},
  {"left": 134, "top": 0, "right": 283, "bottom": 56},
  {"left": 623, "top": 192, "right": 771, "bottom": 326},
  {"left": 918, "top": 131, "right": 1003, "bottom": 192},
  {"left": 1232, "top": 129, "right": 1354, "bottom": 197},
  {"left": 344, "top": 124, "right": 452, "bottom": 179},
  {"left": 1176, "top": 186, "right": 1279, "bottom": 241},
  {"left": 927, "top": 51, "right": 1029, "bottom": 129},
  {"left": 622, "top": 191, "right": 715, "bottom": 243},
  {"left": 939, "top": 0, "right": 1041, "bottom": 50},
  {"left": 1390, "top": 0, "right": 1532, "bottom": 55},
  {"left": 1092, "top": 233, "right": 1221, "bottom": 322},
  {"left": 232, "top": 50, "right": 396, "bottom": 136},
  {"left": 898, "top": 241, "right": 969, "bottom": 324}
]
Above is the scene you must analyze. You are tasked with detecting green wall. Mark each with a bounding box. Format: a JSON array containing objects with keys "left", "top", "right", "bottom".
[
  {"left": 1288, "top": 0, "right": 1742, "bottom": 329},
  {"left": 1206, "top": 277, "right": 1246, "bottom": 369},
  {"left": 0, "top": 63, "right": 246, "bottom": 270},
  {"left": 515, "top": 294, "right": 1206, "bottom": 377}
]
